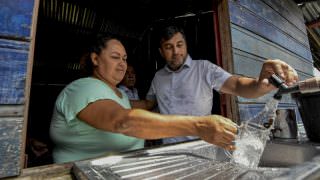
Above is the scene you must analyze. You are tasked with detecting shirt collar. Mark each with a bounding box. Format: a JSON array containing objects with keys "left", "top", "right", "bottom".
[
  {"left": 118, "top": 85, "right": 130, "bottom": 91},
  {"left": 165, "top": 55, "right": 192, "bottom": 73}
]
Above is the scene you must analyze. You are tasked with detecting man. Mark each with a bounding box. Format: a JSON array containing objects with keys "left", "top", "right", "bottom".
[{"left": 132, "top": 26, "right": 298, "bottom": 144}]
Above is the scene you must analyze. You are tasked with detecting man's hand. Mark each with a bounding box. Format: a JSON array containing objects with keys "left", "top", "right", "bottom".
[
  {"left": 259, "top": 59, "right": 299, "bottom": 91},
  {"left": 220, "top": 59, "right": 298, "bottom": 98},
  {"left": 130, "top": 99, "right": 156, "bottom": 110}
]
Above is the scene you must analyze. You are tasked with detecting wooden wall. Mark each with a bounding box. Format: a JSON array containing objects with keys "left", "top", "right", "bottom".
[
  {"left": 222, "top": 0, "right": 314, "bottom": 122},
  {"left": 0, "top": 0, "right": 38, "bottom": 178}
]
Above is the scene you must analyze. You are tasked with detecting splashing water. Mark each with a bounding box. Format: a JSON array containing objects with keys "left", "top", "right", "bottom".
[
  {"left": 229, "top": 98, "right": 280, "bottom": 168},
  {"left": 232, "top": 135, "right": 265, "bottom": 168},
  {"left": 231, "top": 125, "right": 269, "bottom": 168},
  {"left": 249, "top": 98, "right": 280, "bottom": 125}
]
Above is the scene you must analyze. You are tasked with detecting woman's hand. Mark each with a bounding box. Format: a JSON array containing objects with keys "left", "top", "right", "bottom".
[{"left": 195, "top": 115, "right": 238, "bottom": 151}]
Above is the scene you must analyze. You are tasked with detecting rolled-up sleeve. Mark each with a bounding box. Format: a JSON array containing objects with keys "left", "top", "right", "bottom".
[
  {"left": 204, "top": 61, "right": 232, "bottom": 91},
  {"left": 146, "top": 79, "right": 157, "bottom": 101}
]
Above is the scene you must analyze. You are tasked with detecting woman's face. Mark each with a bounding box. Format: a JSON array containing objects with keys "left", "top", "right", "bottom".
[{"left": 91, "top": 39, "right": 127, "bottom": 87}]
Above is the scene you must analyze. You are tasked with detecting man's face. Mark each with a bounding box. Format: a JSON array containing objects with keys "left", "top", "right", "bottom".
[{"left": 159, "top": 32, "right": 188, "bottom": 71}]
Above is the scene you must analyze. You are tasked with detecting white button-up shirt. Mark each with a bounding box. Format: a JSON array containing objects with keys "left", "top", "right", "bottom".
[{"left": 146, "top": 55, "right": 232, "bottom": 144}]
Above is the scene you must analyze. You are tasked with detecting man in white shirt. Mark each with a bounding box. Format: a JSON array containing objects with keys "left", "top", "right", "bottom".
[{"left": 132, "top": 25, "right": 298, "bottom": 144}]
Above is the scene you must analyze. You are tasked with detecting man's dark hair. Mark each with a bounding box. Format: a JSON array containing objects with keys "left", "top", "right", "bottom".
[{"left": 158, "top": 26, "right": 186, "bottom": 47}]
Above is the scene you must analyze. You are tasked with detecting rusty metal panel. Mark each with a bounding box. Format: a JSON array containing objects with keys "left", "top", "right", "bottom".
[
  {"left": 0, "top": 117, "right": 24, "bottom": 178},
  {"left": 0, "top": 0, "right": 34, "bottom": 39}
]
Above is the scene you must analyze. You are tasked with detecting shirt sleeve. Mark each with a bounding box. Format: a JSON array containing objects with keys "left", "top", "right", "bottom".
[
  {"left": 146, "top": 78, "right": 157, "bottom": 101},
  {"left": 56, "top": 78, "right": 118, "bottom": 122},
  {"left": 203, "top": 60, "right": 232, "bottom": 91}
]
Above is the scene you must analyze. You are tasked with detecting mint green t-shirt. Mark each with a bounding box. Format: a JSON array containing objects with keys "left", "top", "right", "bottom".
[{"left": 50, "top": 77, "right": 144, "bottom": 163}]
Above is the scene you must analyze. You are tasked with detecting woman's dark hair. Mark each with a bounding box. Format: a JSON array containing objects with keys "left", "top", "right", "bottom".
[
  {"left": 80, "top": 34, "right": 118, "bottom": 76},
  {"left": 89, "top": 34, "right": 116, "bottom": 55},
  {"left": 158, "top": 25, "right": 186, "bottom": 47}
]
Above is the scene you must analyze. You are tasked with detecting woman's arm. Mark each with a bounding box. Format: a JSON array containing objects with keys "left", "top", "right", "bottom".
[{"left": 77, "top": 99, "right": 237, "bottom": 150}]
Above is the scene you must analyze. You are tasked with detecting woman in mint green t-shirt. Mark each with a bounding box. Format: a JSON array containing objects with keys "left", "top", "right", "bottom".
[{"left": 50, "top": 34, "right": 238, "bottom": 163}]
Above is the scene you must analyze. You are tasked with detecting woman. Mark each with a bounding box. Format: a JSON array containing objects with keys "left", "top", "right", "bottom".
[{"left": 50, "top": 34, "right": 237, "bottom": 163}]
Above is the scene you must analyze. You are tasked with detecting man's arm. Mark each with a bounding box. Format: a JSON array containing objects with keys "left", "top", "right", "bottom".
[
  {"left": 130, "top": 99, "right": 156, "bottom": 110},
  {"left": 220, "top": 59, "right": 298, "bottom": 98},
  {"left": 220, "top": 75, "right": 267, "bottom": 98}
]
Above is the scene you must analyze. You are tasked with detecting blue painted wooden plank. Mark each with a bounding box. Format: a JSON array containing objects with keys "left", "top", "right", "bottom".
[
  {"left": 233, "top": 45, "right": 313, "bottom": 77},
  {"left": 0, "top": 0, "right": 34, "bottom": 39},
  {"left": 0, "top": 39, "right": 30, "bottom": 50},
  {"left": 0, "top": 105, "right": 24, "bottom": 116},
  {"left": 232, "top": 53, "right": 310, "bottom": 104},
  {"left": 263, "top": 0, "right": 307, "bottom": 34},
  {"left": 231, "top": 25, "right": 314, "bottom": 75},
  {"left": 229, "top": 0, "right": 313, "bottom": 62},
  {"left": 230, "top": 26, "right": 314, "bottom": 104},
  {"left": 0, "top": 117, "right": 23, "bottom": 178},
  {"left": 233, "top": 49, "right": 313, "bottom": 80},
  {"left": 0, "top": 45, "right": 29, "bottom": 104},
  {"left": 234, "top": 0, "right": 309, "bottom": 48},
  {"left": 233, "top": 49, "right": 313, "bottom": 79}
]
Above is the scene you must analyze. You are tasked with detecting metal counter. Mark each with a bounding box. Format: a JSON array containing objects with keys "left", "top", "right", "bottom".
[{"left": 72, "top": 140, "right": 320, "bottom": 179}]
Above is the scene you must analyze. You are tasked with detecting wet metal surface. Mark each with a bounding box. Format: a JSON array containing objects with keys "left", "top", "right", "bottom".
[
  {"left": 260, "top": 140, "right": 320, "bottom": 167},
  {"left": 72, "top": 141, "right": 296, "bottom": 179}
]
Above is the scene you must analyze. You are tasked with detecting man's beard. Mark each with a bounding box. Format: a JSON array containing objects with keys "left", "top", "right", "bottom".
[{"left": 168, "top": 56, "right": 186, "bottom": 71}]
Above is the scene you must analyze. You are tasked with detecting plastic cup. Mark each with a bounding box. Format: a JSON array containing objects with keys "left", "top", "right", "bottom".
[{"left": 225, "top": 121, "right": 270, "bottom": 168}]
